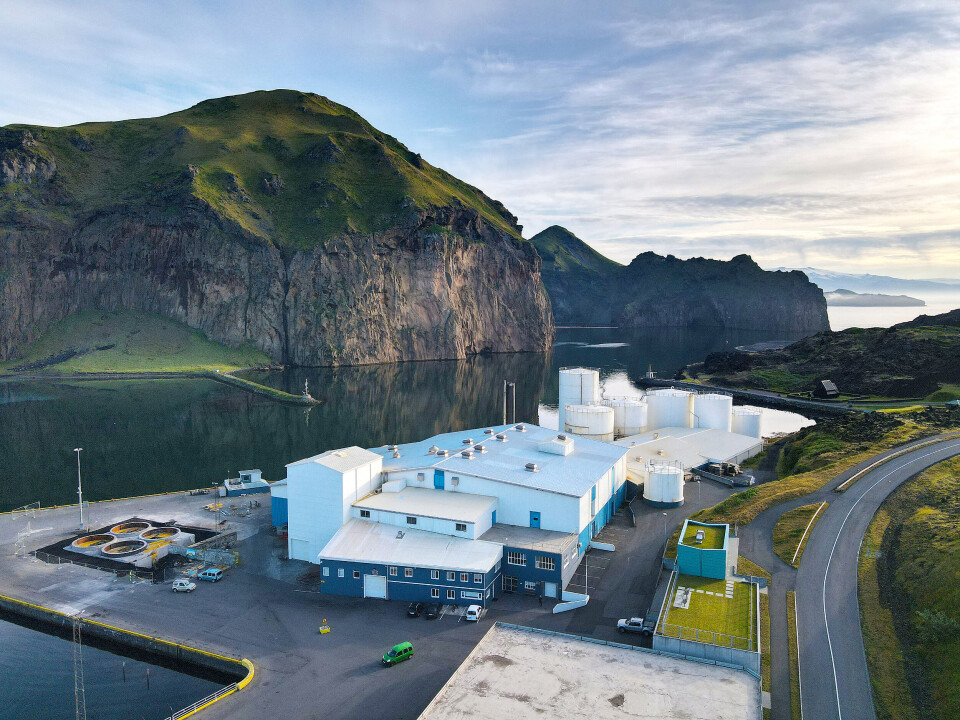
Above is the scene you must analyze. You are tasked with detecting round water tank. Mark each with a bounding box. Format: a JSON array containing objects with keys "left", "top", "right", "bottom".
[
  {"left": 101, "top": 538, "right": 148, "bottom": 557},
  {"left": 604, "top": 398, "right": 648, "bottom": 437},
  {"left": 646, "top": 389, "right": 694, "bottom": 430},
  {"left": 139, "top": 527, "right": 179, "bottom": 541},
  {"left": 109, "top": 521, "right": 150, "bottom": 536},
  {"left": 558, "top": 368, "right": 601, "bottom": 431},
  {"left": 71, "top": 534, "right": 114, "bottom": 552},
  {"left": 643, "top": 464, "right": 684, "bottom": 507},
  {"left": 564, "top": 404, "right": 615, "bottom": 442},
  {"left": 694, "top": 393, "right": 733, "bottom": 431},
  {"left": 732, "top": 407, "right": 763, "bottom": 438}
]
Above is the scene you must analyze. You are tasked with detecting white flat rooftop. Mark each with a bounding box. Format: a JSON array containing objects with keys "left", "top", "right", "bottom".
[
  {"left": 419, "top": 624, "right": 760, "bottom": 720},
  {"left": 287, "top": 446, "right": 381, "bottom": 473},
  {"left": 318, "top": 519, "right": 502, "bottom": 573},
  {"left": 479, "top": 523, "right": 577, "bottom": 554},
  {"left": 615, "top": 427, "right": 763, "bottom": 469},
  {"left": 353, "top": 487, "right": 496, "bottom": 524}
]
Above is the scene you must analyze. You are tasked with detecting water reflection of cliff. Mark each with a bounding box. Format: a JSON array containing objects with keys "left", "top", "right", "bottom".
[{"left": 0, "top": 353, "right": 550, "bottom": 511}]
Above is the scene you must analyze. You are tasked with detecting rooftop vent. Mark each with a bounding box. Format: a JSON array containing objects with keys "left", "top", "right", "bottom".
[
  {"left": 392, "top": 451, "right": 401, "bottom": 458},
  {"left": 496, "top": 434, "right": 507, "bottom": 442},
  {"left": 557, "top": 434, "right": 567, "bottom": 441},
  {"left": 462, "top": 438, "right": 474, "bottom": 445},
  {"left": 334, "top": 450, "right": 348, "bottom": 458},
  {"left": 436, "top": 449, "right": 448, "bottom": 457},
  {"left": 484, "top": 429, "right": 495, "bottom": 435},
  {"left": 525, "top": 462, "right": 539, "bottom": 472},
  {"left": 388, "top": 445, "right": 399, "bottom": 452},
  {"left": 461, "top": 450, "right": 474, "bottom": 459},
  {"left": 428, "top": 445, "right": 440, "bottom": 455},
  {"left": 515, "top": 424, "right": 526, "bottom": 432},
  {"left": 473, "top": 445, "right": 488, "bottom": 453}
]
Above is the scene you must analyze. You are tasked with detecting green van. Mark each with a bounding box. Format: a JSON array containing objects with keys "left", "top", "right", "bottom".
[{"left": 382, "top": 641, "right": 414, "bottom": 667}]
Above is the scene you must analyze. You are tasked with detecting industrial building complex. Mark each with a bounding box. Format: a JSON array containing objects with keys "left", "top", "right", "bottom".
[{"left": 271, "top": 367, "right": 768, "bottom": 607}]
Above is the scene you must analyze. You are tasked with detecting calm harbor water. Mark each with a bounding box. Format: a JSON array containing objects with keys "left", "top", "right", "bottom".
[
  {"left": 0, "top": 325, "right": 811, "bottom": 513},
  {"left": 0, "top": 613, "right": 226, "bottom": 720}
]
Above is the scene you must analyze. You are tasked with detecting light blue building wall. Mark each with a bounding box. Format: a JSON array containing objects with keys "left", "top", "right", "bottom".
[{"left": 676, "top": 520, "right": 730, "bottom": 580}]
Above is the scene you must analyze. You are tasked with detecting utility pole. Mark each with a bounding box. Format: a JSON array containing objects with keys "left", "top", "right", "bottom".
[
  {"left": 662, "top": 512, "right": 668, "bottom": 547},
  {"left": 74, "top": 448, "right": 84, "bottom": 530}
]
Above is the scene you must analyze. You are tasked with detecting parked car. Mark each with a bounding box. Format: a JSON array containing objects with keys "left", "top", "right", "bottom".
[
  {"left": 407, "top": 602, "right": 424, "bottom": 618},
  {"left": 424, "top": 602, "right": 442, "bottom": 619},
  {"left": 198, "top": 568, "right": 224, "bottom": 582},
  {"left": 172, "top": 578, "right": 196, "bottom": 593},
  {"left": 464, "top": 604, "right": 482, "bottom": 622},
  {"left": 382, "top": 641, "right": 414, "bottom": 666},
  {"left": 617, "top": 616, "right": 655, "bottom": 636}
]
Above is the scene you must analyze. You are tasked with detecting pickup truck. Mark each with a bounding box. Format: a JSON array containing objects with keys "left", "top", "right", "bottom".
[{"left": 617, "top": 617, "right": 655, "bottom": 636}]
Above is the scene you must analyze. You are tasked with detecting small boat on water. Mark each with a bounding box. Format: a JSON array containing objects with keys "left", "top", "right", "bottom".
[{"left": 221, "top": 469, "right": 271, "bottom": 497}]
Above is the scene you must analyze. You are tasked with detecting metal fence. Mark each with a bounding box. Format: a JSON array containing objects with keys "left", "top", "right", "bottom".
[
  {"left": 658, "top": 622, "right": 753, "bottom": 651},
  {"left": 165, "top": 683, "right": 237, "bottom": 720},
  {"left": 34, "top": 550, "right": 160, "bottom": 582}
]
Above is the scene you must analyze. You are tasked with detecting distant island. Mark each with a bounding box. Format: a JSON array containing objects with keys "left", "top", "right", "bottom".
[{"left": 824, "top": 289, "right": 925, "bottom": 307}]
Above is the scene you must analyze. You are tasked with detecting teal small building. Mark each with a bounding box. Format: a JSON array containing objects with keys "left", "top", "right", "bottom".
[{"left": 676, "top": 520, "right": 729, "bottom": 580}]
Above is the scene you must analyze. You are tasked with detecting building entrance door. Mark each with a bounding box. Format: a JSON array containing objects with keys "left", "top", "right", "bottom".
[
  {"left": 363, "top": 574, "right": 387, "bottom": 599},
  {"left": 434, "top": 470, "right": 444, "bottom": 490}
]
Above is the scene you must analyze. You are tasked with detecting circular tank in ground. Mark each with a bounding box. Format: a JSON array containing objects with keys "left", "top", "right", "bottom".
[
  {"left": 694, "top": 393, "right": 733, "bottom": 431},
  {"left": 564, "top": 403, "right": 615, "bottom": 442},
  {"left": 558, "top": 368, "right": 600, "bottom": 432},
  {"left": 101, "top": 538, "right": 148, "bottom": 557},
  {"left": 139, "top": 527, "right": 179, "bottom": 540},
  {"left": 604, "top": 398, "right": 648, "bottom": 437},
  {"left": 732, "top": 407, "right": 763, "bottom": 438},
  {"left": 646, "top": 389, "right": 694, "bottom": 430},
  {"left": 642, "top": 463, "right": 684, "bottom": 507},
  {"left": 70, "top": 534, "right": 114, "bottom": 551},
  {"left": 109, "top": 521, "right": 151, "bottom": 536}
]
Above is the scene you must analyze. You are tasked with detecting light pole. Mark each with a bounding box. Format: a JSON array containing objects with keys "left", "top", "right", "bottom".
[
  {"left": 662, "top": 512, "right": 668, "bottom": 547},
  {"left": 696, "top": 479, "right": 701, "bottom": 510},
  {"left": 73, "top": 447, "right": 84, "bottom": 530}
]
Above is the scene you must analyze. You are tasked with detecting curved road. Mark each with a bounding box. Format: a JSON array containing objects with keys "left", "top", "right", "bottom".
[{"left": 796, "top": 437, "right": 960, "bottom": 720}]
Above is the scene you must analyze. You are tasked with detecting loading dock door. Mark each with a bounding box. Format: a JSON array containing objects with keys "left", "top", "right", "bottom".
[
  {"left": 363, "top": 574, "right": 387, "bottom": 599},
  {"left": 544, "top": 582, "right": 558, "bottom": 599}
]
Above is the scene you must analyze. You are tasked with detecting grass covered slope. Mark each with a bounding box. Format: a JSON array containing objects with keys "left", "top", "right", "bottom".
[
  {"left": 772, "top": 502, "right": 827, "bottom": 567},
  {"left": 861, "top": 456, "right": 960, "bottom": 720},
  {"left": 686, "top": 308, "right": 960, "bottom": 400},
  {"left": 3, "top": 89, "right": 521, "bottom": 247},
  {"left": 0, "top": 310, "right": 270, "bottom": 374}
]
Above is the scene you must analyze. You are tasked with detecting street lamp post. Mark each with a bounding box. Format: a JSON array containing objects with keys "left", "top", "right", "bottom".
[
  {"left": 662, "top": 512, "right": 668, "bottom": 546},
  {"left": 696, "top": 479, "right": 701, "bottom": 510},
  {"left": 73, "top": 447, "right": 84, "bottom": 530}
]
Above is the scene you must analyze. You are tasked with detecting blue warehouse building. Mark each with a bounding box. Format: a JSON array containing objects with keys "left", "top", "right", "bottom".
[{"left": 277, "top": 423, "right": 629, "bottom": 606}]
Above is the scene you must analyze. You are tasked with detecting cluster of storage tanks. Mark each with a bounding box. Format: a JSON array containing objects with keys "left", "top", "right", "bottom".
[
  {"left": 558, "top": 368, "right": 763, "bottom": 441},
  {"left": 68, "top": 521, "right": 195, "bottom": 568}
]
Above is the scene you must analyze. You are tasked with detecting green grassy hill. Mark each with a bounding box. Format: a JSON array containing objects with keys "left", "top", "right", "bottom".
[
  {"left": 0, "top": 310, "right": 270, "bottom": 374},
  {"left": 4, "top": 89, "right": 520, "bottom": 247}
]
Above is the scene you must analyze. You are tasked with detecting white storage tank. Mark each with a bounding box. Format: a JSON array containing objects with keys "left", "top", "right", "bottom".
[
  {"left": 558, "top": 367, "right": 601, "bottom": 431},
  {"left": 732, "top": 407, "right": 763, "bottom": 438},
  {"left": 694, "top": 393, "right": 733, "bottom": 432},
  {"left": 643, "top": 463, "right": 684, "bottom": 507},
  {"left": 646, "top": 389, "right": 694, "bottom": 430},
  {"left": 564, "top": 404, "right": 615, "bottom": 443},
  {"left": 605, "top": 398, "right": 648, "bottom": 437}
]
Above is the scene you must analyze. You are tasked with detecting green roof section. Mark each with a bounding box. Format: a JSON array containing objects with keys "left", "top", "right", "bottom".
[{"left": 680, "top": 520, "right": 728, "bottom": 550}]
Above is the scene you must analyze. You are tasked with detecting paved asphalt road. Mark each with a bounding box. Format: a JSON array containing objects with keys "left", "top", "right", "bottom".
[{"left": 796, "top": 437, "right": 960, "bottom": 720}]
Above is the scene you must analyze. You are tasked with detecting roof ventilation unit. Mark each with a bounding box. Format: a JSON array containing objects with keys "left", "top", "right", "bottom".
[
  {"left": 388, "top": 445, "right": 399, "bottom": 452},
  {"left": 496, "top": 434, "right": 507, "bottom": 442},
  {"left": 525, "top": 462, "right": 539, "bottom": 472},
  {"left": 515, "top": 424, "right": 526, "bottom": 432},
  {"left": 392, "top": 451, "right": 401, "bottom": 458},
  {"left": 557, "top": 434, "right": 567, "bottom": 441},
  {"left": 462, "top": 438, "right": 474, "bottom": 445},
  {"left": 428, "top": 445, "right": 439, "bottom": 455},
  {"left": 461, "top": 450, "right": 474, "bottom": 459},
  {"left": 484, "top": 428, "right": 495, "bottom": 435},
  {"left": 473, "top": 444, "right": 488, "bottom": 453},
  {"left": 436, "top": 449, "right": 448, "bottom": 457}
]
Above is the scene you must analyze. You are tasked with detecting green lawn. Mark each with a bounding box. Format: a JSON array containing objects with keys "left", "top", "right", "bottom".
[
  {"left": 681, "top": 522, "right": 725, "bottom": 549},
  {"left": 0, "top": 310, "right": 270, "bottom": 374},
  {"left": 772, "top": 502, "right": 828, "bottom": 568},
  {"left": 659, "top": 574, "right": 756, "bottom": 649}
]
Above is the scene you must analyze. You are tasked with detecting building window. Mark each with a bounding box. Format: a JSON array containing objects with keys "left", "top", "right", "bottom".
[
  {"left": 447, "top": 589, "right": 455, "bottom": 600},
  {"left": 389, "top": 566, "right": 397, "bottom": 576},
  {"left": 417, "top": 472, "right": 425, "bottom": 483},
  {"left": 474, "top": 573, "right": 483, "bottom": 584},
  {"left": 461, "top": 591, "right": 482, "bottom": 600},
  {"left": 504, "top": 576, "right": 518, "bottom": 592},
  {"left": 431, "top": 588, "right": 439, "bottom": 598},
  {"left": 431, "top": 569, "right": 439, "bottom": 580},
  {"left": 507, "top": 551, "right": 525, "bottom": 566},
  {"left": 359, "top": 509, "right": 370, "bottom": 518},
  {"left": 353, "top": 570, "right": 360, "bottom": 579},
  {"left": 447, "top": 571, "right": 455, "bottom": 581},
  {"left": 406, "top": 516, "right": 417, "bottom": 525},
  {"left": 337, "top": 568, "right": 344, "bottom": 578},
  {"left": 404, "top": 568, "right": 413, "bottom": 578},
  {"left": 460, "top": 572, "right": 469, "bottom": 582},
  {"left": 536, "top": 556, "right": 555, "bottom": 571},
  {"left": 455, "top": 523, "right": 467, "bottom": 532},
  {"left": 322, "top": 567, "right": 329, "bottom": 577}
]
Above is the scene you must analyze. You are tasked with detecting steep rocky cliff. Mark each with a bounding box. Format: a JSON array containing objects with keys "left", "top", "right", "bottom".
[
  {"left": 530, "top": 225, "right": 829, "bottom": 335},
  {"left": 0, "top": 90, "right": 553, "bottom": 366}
]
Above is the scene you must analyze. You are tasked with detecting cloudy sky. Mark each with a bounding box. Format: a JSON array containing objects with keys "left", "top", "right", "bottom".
[{"left": 2, "top": 1, "right": 959, "bottom": 277}]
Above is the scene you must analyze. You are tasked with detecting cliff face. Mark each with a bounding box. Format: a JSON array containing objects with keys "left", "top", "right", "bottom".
[
  {"left": 530, "top": 226, "right": 830, "bottom": 335},
  {"left": 0, "top": 91, "right": 553, "bottom": 365}
]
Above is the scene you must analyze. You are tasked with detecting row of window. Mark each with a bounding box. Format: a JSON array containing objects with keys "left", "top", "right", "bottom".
[
  {"left": 506, "top": 551, "right": 555, "bottom": 571},
  {"left": 357, "top": 509, "right": 468, "bottom": 533},
  {"left": 322, "top": 565, "right": 486, "bottom": 584},
  {"left": 429, "top": 588, "right": 486, "bottom": 600}
]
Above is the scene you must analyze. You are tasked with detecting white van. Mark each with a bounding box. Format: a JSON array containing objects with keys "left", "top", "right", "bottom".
[{"left": 465, "top": 605, "right": 482, "bottom": 622}]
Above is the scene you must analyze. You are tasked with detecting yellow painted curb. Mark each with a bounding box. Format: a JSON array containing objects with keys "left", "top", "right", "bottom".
[{"left": 237, "top": 658, "right": 255, "bottom": 690}]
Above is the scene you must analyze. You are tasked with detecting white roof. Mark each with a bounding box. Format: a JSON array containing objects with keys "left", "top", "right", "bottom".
[
  {"left": 354, "top": 487, "right": 496, "bottom": 524},
  {"left": 319, "top": 519, "right": 502, "bottom": 573},
  {"left": 615, "top": 427, "right": 762, "bottom": 468},
  {"left": 286, "top": 446, "right": 381, "bottom": 473},
  {"left": 370, "top": 424, "right": 628, "bottom": 498}
]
